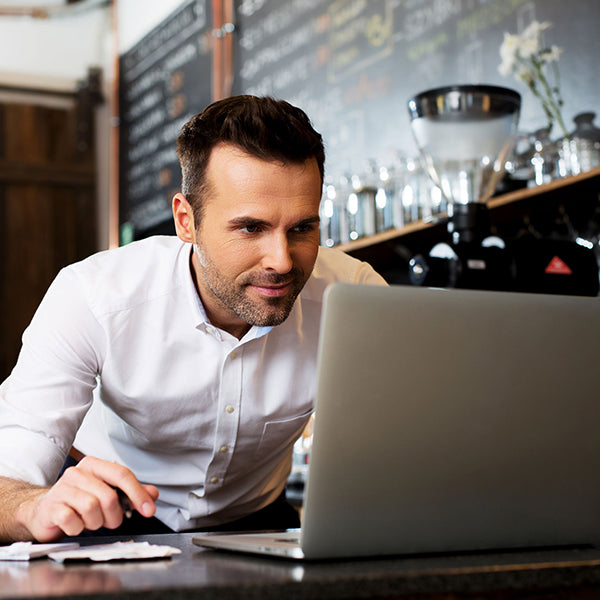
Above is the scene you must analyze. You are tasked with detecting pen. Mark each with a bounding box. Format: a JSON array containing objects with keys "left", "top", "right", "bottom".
[{"left": 115, "top": 488, "right": 133, "bottom": 519}]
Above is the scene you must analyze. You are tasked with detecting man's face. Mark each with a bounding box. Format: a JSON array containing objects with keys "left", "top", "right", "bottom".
[{"left": 191, "top": 144, "right": 322, "bottom": 338}]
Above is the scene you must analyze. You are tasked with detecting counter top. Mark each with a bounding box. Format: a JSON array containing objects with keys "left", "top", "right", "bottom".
[{"left": 3, "top": 533, "right": 600, "bottom": 600}]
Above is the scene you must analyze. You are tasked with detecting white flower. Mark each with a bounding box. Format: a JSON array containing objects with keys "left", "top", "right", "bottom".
[
  {"left": 500, "top": 33, "right": 519, "bottom": 59},
  {"left": 521, "top": 20, "right": 552, "bottom": 41},
  {"left": 498, "top": 60, "right": 512, "bottom": 77},
  {"left": 541, "top": 45, "right": 563, "bottom": 64},
  {"left": 498, "top": 21, "right": 568, "bottom": 137},
  {"left": 518, "top": 35, "right": 540, "bottom": 59},
  {"left": 498, "top": 33, "right": 519, "bottom": 75}
]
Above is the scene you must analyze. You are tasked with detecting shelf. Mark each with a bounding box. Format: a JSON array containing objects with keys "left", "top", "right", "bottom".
[
  {"left": 487, "top": 164, "right": 600, "bottom": 209},
  {"left": 334, "top": 220, "right": 437, "bottom": 253},
  {"left": 331, "top": 165, "right": 600, "bottom": 254}
]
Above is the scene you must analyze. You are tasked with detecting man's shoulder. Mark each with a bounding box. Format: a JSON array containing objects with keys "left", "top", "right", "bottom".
[
  {"left": 311, "top": 245, "right": 368, "bottom": 280},
  {"left": 71, "top": 235, "right": 186, "bottom": 277},
  {"left": 301, "top": 246, "right": 386, "bottom": 302},
  {"left": 65, "top": 236, "right": 190, "bottom": 314}
]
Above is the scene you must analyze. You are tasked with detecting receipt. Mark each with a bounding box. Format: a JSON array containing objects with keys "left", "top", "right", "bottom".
[
  {"left": 48, "top": 541, "right": 182, "bottom": 563},
  {"left": 0, "top": 542, "right": 80, "bottom": 561}
]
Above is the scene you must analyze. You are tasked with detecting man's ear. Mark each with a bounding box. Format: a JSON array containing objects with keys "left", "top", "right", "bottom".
[{"left": 172, "top": 193, "right": 195, "bottom": 243}]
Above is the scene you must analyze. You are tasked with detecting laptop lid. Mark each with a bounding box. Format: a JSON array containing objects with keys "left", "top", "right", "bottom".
[
  {"left": 299, "top": 283, "right": 600, "bottom": 559},
  {"left": 195, "top": 284, "right": 600, "bottom": 560}
]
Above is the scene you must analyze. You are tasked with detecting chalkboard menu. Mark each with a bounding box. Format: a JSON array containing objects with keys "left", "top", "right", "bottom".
[
  {"left": 118, "top": 0, "right": 212, "bottom": 242},
  {"left": 233, "top": 0, "right": 600, "bottom": 183},
  {"left": 118, "top": 0, "right": 600, "bottom": 242}
]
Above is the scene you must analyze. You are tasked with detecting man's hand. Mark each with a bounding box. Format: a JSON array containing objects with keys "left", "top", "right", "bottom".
[{"left": 15, "top": 457, "right": 159, "bottom": 542}]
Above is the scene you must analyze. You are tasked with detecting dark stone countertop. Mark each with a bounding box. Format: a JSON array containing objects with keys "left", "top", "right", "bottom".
[{"left": 3, "top": 532, "right": 600, "bottom": 600}]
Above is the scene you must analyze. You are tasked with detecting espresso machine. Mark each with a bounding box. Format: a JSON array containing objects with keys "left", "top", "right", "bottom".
[{"left": 406, "top": 85, "right": 598, "bottom": 296}]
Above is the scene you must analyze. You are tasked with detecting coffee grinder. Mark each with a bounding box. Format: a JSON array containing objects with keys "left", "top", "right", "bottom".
[{"left": 406, "top": 85, "right": 598, "bottom": 296}]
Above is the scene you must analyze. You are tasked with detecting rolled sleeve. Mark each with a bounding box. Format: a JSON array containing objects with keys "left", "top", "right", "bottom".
[{"left": 0, "top": 267, "right": 103, "bottom": 485}]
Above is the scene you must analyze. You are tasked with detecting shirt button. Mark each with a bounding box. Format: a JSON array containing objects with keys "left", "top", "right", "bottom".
[
  {"left": 209, "top": 476, "right": 219, "bottom": 484},
  {"left": 225, "top": 405, "right": 235, "bottom": 413},
  {"left": 230, "top": 351, "right": 238, "bottom": 359},
  {"left": 219, "top": 445, "right": 229, "bottom": 453}
]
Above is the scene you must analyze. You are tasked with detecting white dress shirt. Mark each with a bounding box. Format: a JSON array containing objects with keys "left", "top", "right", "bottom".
[{"left": 0, "top": 236, "right": 386, "bottom": 531}]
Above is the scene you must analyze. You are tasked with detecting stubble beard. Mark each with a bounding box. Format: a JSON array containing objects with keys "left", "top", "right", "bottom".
[{"left": 194, "top": 244, "right": 308, "bottom": 328}]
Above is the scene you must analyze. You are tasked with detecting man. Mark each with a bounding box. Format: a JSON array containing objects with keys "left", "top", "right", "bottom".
[{"left": 0, "top": 96, "right": 386, "bottom": 543}]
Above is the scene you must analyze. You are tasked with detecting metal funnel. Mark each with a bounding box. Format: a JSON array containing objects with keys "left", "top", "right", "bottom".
[{"left": 407, "top": 85, "right": 521, "bottom": 207}]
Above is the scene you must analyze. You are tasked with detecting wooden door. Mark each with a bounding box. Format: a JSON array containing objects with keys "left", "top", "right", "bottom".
[{"left": 0, "top": 90, "right": 98, "bottom": 382}]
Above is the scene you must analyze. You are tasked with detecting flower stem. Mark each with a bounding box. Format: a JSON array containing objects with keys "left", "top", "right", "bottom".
[
  {"left": 514, "top": 55, "right": 570, "bottom": 138},
  {"left": 533, "top": 58, "right": 570, "bottom": 137}
]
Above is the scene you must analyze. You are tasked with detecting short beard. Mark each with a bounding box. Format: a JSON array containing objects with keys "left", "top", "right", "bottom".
[{"left": 194, "top": 244, "right": 307, "bottom": 328}]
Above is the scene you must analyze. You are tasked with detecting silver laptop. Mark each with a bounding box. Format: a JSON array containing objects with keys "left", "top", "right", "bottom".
[{"left": 193, "top": 283, "right": 600, "bottom": 560}]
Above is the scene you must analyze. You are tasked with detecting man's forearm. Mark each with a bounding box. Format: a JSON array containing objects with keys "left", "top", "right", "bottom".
[{"left": 0, "top": 476, "right": 47, "bottom": 543}]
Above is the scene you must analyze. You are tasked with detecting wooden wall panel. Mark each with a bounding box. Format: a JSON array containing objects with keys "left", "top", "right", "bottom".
[{"left": 0, "top": 100, "right": 97, "bottom": 381}]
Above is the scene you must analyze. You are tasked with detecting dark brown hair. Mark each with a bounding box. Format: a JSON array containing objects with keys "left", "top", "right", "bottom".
[{"left": 176, "top": 95, "right": 325, "bottom": 225}]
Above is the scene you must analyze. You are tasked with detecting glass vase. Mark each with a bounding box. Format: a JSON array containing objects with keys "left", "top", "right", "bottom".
[{"left": 556, "top": 137, "right": 580, "bottom": 178}]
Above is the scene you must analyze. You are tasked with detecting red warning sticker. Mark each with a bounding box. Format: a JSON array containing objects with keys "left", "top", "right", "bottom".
[{"left": 545, "top": 256, "right": 573, "bottom": 275}]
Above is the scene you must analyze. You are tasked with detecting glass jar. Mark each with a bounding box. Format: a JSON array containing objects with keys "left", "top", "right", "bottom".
[
  {"left": 530, "top": 127, "right": 557, "bottom": 185},
  {"left": 570, "top": 112, "right": 600, "bottom": 173}
]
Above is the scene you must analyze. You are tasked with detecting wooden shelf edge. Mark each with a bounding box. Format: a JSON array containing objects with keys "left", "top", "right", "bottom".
[
  {"left": 333, "top": 219, "right": 438, "bottom": 253},
  {"left": 488, "top": 165, "right": 600, "bottom": 209},
  {"left": 329, "top": 166, "right": 600, "bottom": 253}
]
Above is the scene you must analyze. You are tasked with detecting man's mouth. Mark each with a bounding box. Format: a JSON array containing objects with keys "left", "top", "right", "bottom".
[{"left": 248, "top": 281, "right": 293, "bottom": 297}]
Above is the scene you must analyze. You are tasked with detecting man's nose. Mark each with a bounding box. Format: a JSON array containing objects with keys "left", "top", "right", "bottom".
[{"left": 262, "top": 234, "right": 293, "bottom": 273}]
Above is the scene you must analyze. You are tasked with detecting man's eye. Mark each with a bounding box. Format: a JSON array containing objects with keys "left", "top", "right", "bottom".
[
  {"left": 240, "top": 224, "right": 262, "bottom": 234},
  {"left": 292, "top": 223, "right": 317, "bottom": 234}
]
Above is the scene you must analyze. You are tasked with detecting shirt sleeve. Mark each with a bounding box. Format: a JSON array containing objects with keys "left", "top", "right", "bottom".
[
  {"left": 0, "top": 267, "right": 104, "bottom": 485},
  {"left": 351, "top": 259, "right": 389, "bottom": 286}
]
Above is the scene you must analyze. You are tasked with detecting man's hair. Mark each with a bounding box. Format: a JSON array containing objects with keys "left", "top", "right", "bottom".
[{"left": 176, "top": 95, "right": 326, "bottom": 225}]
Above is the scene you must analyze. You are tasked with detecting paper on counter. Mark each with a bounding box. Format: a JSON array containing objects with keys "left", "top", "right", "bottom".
[
  {"left": 48, "top": 541, "right": 182, "bottom": 562},
  {"left": 0, "top": 542, "right": 80, "bottom": 561}
]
